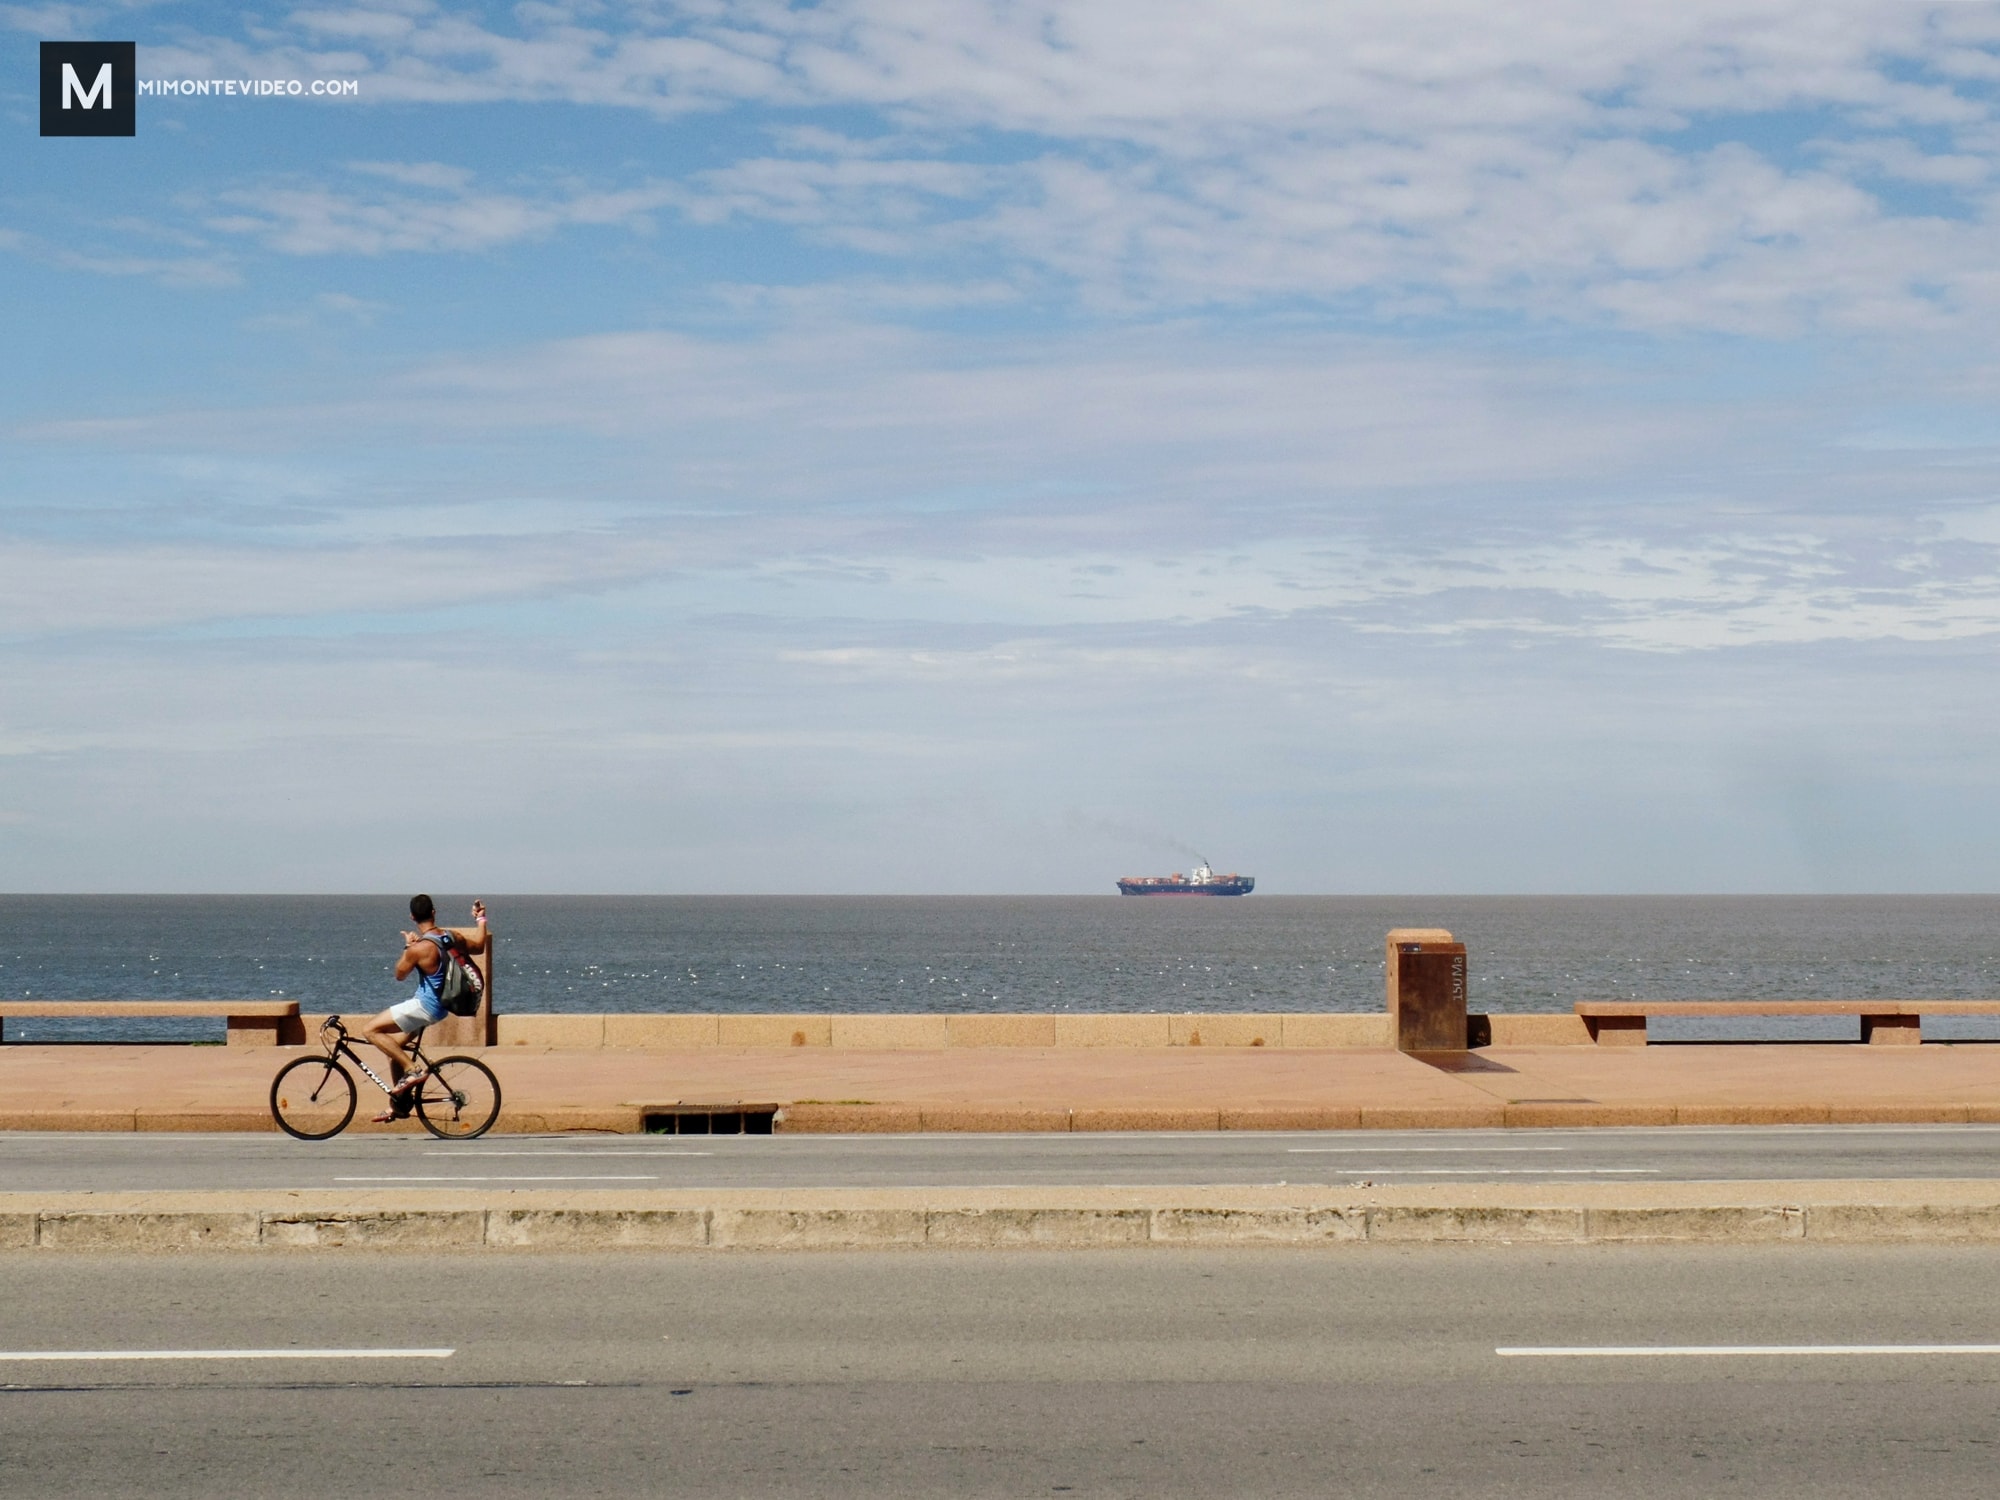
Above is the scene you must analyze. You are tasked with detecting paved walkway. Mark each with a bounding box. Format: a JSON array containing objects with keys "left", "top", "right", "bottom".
[{"left": 6, "top": 1041, "right": 2000, "bottom": 1131}]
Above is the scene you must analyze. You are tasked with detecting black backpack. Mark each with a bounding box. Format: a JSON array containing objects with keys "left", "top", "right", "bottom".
[{"left": 429, "top": 933, "right": 485, "bottom": 1017}]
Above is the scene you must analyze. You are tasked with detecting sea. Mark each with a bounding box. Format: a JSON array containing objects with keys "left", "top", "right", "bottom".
[{"left": 5, "top": 894, "right": 2000, "bottom": 1044}]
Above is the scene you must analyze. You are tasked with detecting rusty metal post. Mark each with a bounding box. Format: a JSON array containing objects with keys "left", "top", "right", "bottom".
[{"left": 1386, "top": 927, "right": 1467, "bottom": 1052}]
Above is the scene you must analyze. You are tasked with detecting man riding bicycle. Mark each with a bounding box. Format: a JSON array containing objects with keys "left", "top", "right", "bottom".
[{"left": 361, "top": 894, "right": 488, "bottom": 1123}]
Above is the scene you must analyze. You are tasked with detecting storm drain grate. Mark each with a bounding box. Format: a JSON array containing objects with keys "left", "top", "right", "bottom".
[{"left": 642, "top": 1107, "right": 776, "bottom": 1135}]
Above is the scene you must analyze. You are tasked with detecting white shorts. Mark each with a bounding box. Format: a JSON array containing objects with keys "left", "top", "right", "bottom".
[{"left": 388, "top": 992, "right": 446, "bottom": 1035}]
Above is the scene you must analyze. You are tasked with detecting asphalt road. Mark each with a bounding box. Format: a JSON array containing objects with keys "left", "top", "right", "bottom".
[
  {"left": 4, "top": 1247, "right": 2000, "bottom": 1497},
  {"left": 5, "top": 1124, "right": 2000, "bottom": 1192}
]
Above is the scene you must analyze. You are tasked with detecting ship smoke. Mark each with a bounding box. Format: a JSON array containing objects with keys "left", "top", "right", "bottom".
[{"left": 1064, "top": 811, "right": 1208, "bottom": 865}]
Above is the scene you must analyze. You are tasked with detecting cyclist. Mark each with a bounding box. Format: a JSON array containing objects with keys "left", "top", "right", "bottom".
[{"left": 360, "top": 894, "right": 488, "bottom": 1122}]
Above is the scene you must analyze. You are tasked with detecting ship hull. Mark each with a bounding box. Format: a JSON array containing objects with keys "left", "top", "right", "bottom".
[{"left": 1116, "top": 879, "right": 1255, "bottom": 896}]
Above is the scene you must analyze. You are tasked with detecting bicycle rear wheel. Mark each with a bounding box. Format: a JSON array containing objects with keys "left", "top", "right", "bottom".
[
  {"left": 270, "top": 1056, "right": 357, "bottom": 1140},
  {"left": 414, "top": 1055, "right": 502, "bottom": 1140}
]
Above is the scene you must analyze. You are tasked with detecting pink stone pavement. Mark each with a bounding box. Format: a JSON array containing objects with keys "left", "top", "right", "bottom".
[{"left": 7, "top": 1041, "right": 2000, "bottom": 1131}]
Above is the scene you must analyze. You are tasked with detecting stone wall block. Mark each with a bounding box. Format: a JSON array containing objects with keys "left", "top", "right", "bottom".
[
  {"left": 1585, "top": 1205, "right": 1804, "bottom": 1242},
  {"left": 830, "top": 1015, "right": 951, "bottom": 1049},
  {"left": 1278, "top": 1015, "right": 1393, "bottom": 1047},
  {"left": 603, "top": 1015, "right": 720, "bottom": 1049},
  {"left": 1150, "top": 1207, "right": 1365, "bottom": 1245},
  {"left": 710, "top": 1207, "right": 928, "bottom": 1249},
  {"left": 1366, "top": 1205, "right": 1583, "bottom": 1244},
  {"left": 718, "top": 1015, "right": 832, "bottom": 1048},
  {"left": 487, "top": 1208, "right": 710, "bottom": 1249},
  {"left": 38, "top": 1211, "right": 260, "bottom": 1251},
  {"left": 260, "top": 1211, "right": 486, "bottom": 1249},
  {"left": 1806, "top": 1202, "right": 2000, "bottom": 1242},
  {"left": 946, "top": 1014, "right": 1057, "bottom": 1047},
  {"left": 925, "top": 1208, "right": 1150, "bottom": 1249}
]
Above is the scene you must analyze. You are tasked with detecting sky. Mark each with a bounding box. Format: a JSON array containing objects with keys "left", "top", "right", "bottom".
[{"left": 5, "top": 1, "right": 2000, "bottom": 893}]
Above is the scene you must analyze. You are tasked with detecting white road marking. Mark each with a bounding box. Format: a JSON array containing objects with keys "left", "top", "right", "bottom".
[
  {"left": 1288, "top": 1147, "right": 1568, "bottom": 1154},
  {"left": 1318, "top": 1168, "right": 1659, "bottom": 1175},
  {"left": 418, "top": 1160, "right": 716, "bottom": 1168},
  {"left": 0, "top": 1360, "right": 454, "bottom": 1368},
  {"left": 1498, "top": 1345, "right": 2000, "bottom": 1358},
  {"left": 423, "top": 1150, "right": 713, "bottom": 1158},
  {"left": 334, "top": 1175, "right": 658, "bottom": 1182}
]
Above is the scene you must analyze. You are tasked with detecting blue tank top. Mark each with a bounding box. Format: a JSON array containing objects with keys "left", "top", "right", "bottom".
[{"left": 416, "top": 932, "right": 454, "bottom": 1003}]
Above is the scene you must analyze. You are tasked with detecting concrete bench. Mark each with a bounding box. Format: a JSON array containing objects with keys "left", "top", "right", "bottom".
[
  {"left": 0, "top": 1000, "right": 303, "bottom": 1047},
  {"left": 1574, "top": 999, "right": 2000, "bottom": 1047}
]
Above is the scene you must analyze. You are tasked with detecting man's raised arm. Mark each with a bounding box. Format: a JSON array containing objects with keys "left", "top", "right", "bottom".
[{"left": 458, "top": 899, "right": 491, "bottom": 954}]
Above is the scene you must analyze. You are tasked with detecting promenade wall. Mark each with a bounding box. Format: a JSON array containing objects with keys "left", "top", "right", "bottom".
[{"left": 295, "top": 1011, "right": 1594, "bottom": 1049}]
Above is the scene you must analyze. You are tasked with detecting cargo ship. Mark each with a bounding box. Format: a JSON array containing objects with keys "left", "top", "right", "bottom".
[{"left": 1116, "top": 860, "right": 1255, "bottom": 896}]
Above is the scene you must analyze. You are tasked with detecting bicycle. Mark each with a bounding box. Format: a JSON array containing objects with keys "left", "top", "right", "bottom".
[{"left": 270, "top": 1015, "right": 502, "bottom": 1141}]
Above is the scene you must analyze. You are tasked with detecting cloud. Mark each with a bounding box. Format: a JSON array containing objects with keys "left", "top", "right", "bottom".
[
  {"left": 205, "top": 165, "right": 675, "bottom": 255},
  {"left": 17, "top": 320, "right": 1707, "bottom": 513},
  {"left": 680, "top": 154, "right": 995, "bottom": 237},
  {"left": 12, "top": 315, "right": 2000, "bottom": 655},
  {"left": 140, "top": 6, "right": 792, "bottom": 114},
  {"left": 0, "top": 223, "right": 239, "bottom": 288},
  {"left": 241, "top": 290, "right": 390, "bottom": 331},
  {"left": 80, "top": 1, "right": 2000, "bottom": 332},
  {"left": 228, "top": 0, "right": 1967, "bottom": 142},
  {"left": 0, "top": 4, "right": 87, "bottom": 35},
  {"left": 657, "top": 112, "right": 1990, "bottom": 334}
]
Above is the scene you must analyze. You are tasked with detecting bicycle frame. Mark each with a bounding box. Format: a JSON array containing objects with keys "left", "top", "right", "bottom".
[{"left": 319, "top": 1016, "right": 428, "bottom": 1097}]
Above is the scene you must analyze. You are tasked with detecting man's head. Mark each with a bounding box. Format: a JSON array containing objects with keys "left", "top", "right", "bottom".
[{"left": 409, "top": 893, "right": 436, "bottom": 924}]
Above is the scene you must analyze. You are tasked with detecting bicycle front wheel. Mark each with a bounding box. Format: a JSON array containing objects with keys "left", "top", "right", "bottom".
[
  {"left": 271, "top": 1056, "right": 357, "bottom": 1140},
  {"left": 415, "top": 1055, "right": 502, "bottom": 1140}
]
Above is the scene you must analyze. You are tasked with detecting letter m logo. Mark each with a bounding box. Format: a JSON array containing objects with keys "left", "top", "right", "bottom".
[
  {"left": 65, "top": 63, "right": 113, "bottom": 110},
  {"left": 41, "top": 42, "right": 136, "bottom": 137}
]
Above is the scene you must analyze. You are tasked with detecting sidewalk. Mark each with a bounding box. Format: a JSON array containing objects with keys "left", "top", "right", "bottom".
[{"left": 6, "top": 1040, "right": 2000, "bottom": 1132}]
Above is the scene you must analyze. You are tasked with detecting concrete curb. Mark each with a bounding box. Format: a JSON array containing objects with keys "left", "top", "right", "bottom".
[
  {"left": 10, "top": 1101, "right": 2000, "bottom": 1134},
  {"left": 8, "top": 1183, "right": 2000, "bottom": 1250}
]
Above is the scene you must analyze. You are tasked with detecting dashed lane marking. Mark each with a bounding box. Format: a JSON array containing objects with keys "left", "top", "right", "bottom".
[
  {"left": 1288, "top": 1152, "right": 1568, "bottom": 1160},
  {"left": 1317, "top": 1167, "right": 1659, "bottom": 1175},
  {"left": 0, "top": 1360, "right": 456, "bottom": 1368},
  {"left": 418, "top": 1160, "right": 716, "bottom": 1168},
  {"left": 333, "top": 1175, "right": 658, "bottom": 1182},
  {"left": 1499, "top": 1344, "right": 2000, "bottom": 1358}
]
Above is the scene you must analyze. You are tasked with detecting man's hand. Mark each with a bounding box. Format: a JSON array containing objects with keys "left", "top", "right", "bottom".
[{"left": 471, "top": 900, "right": 487, "bottom": 923}]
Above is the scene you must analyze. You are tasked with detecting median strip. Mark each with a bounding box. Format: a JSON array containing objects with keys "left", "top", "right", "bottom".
[{"left": 5, "top": 1181, "right": 2000, "bottom": 1250}]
